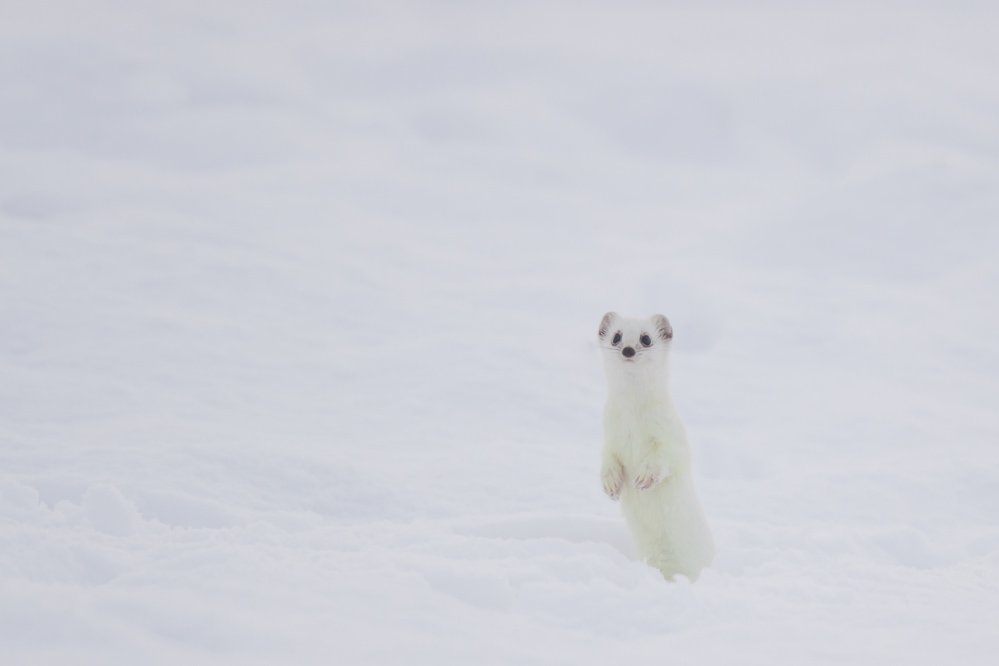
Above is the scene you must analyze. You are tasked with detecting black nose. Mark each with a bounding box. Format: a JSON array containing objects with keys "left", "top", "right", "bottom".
[{"left": 622, "top": 346, "right": 635, "bottom": 358}]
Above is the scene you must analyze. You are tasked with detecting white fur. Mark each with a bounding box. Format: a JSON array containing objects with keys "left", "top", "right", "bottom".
[{"left": 598, "top": 312, "right": 715, "bottom": 581}]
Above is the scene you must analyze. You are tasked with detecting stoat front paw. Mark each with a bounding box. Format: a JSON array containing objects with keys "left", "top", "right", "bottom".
[
  {"left": 634, "top": 462, "right": 667, "bottom": 491},
  {"left": 601, "top": 464, "right": 624, "bottom": 500}
]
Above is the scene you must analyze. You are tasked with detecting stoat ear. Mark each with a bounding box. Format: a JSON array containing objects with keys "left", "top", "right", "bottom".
[
  {"left": 598, "top": 312, "right": 618, "bottom": 339},
  {"left": 651, "top": 314, "right": 673, "bottom": 340}
]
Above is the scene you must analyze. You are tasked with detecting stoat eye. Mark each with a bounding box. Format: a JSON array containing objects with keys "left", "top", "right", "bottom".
[
  {"left": 612, "top": 332, "right": 622, "bottom": 345},
  {"left": 640, "top": 334, "right": 652, "bottom": 347}
]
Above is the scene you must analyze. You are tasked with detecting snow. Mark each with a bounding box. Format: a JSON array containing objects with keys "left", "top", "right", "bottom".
[{"left": 2, "top": 1, "right": 998, "bottom": 663}]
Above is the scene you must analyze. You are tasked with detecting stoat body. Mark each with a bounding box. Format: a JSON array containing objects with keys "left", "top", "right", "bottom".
[{"left": 598, "top": 312, "right": 715, "bottom": 580}]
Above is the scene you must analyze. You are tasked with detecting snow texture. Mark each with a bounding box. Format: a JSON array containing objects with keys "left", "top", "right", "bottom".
[{"left": 2, "top": 1, "right": 998, "bottom": 663}]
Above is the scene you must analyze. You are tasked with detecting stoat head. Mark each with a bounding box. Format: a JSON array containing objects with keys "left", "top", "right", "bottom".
[{"left": 598, "top": 311, "right": 673, "bottom": 379}]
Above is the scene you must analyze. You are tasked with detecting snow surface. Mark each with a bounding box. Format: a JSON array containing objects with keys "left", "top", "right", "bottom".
[{"left": 2, "top": 1, "right": 999, "bottom": 663}]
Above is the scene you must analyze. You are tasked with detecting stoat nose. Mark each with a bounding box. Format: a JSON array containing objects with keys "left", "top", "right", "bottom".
[{"left": 622, "top": 346, "right": 635, "bottom": 358}]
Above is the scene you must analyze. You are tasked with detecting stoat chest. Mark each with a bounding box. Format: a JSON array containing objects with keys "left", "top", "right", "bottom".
[{"left": 603, "top": 398, "right": 681, "bottom": 466}]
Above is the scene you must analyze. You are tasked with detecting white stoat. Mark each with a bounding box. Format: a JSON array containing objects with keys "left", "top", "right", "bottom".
[{"left": 598, "top": 311, "right": 715, "bottom": 581}]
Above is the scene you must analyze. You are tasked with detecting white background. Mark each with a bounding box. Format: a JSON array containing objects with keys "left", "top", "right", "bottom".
[{"left": 2, "top": 1, "right": 998, "bottom": 663}]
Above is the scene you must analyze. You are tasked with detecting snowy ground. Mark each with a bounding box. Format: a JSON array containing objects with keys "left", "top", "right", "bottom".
[{"left": 2, "top": 1, "right": 998, "bottom": 663}]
